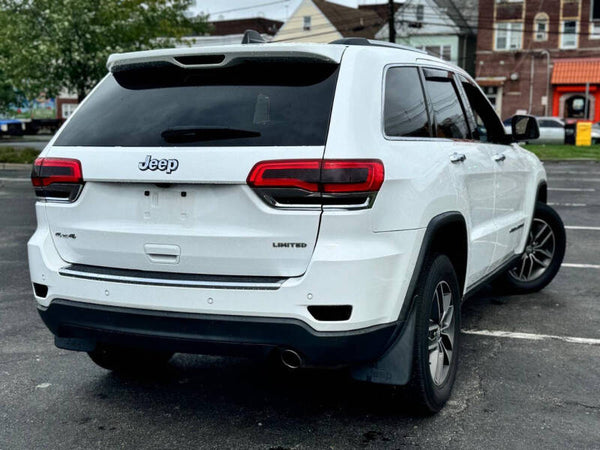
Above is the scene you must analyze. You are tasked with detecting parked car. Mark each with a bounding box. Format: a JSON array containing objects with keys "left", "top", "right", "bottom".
[
  {"left": 592, "top": 122, "right": 600, "bottom": 144},
  {"left": 503, "top": 116, "right": 565, "bottom": 144},
  {"left": 0, "top": 118, "right": 25, "bottom": 136},
  {"left": 28, "top": 37, "right": 566, "bottom": 413}
]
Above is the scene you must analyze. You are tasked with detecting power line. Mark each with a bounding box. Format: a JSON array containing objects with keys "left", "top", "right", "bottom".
[
  {"left": 276, "top": 15, "right": 600, "bottom": 41},
  {"left": 207, "top": 0, "right": 290, "bottom": 17}
]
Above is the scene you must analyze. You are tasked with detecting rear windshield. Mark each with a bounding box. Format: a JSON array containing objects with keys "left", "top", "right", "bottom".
[{"left": 55, "top": 60, "right": 340, "bottom": 147}]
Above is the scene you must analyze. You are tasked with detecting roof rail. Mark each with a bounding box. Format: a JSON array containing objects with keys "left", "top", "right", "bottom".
[
  {"left": 242, "top": 30, "right": 267, "bottom": 44},
  {"left": 329, "top": 38, "right": 427, "bottom": 55}
]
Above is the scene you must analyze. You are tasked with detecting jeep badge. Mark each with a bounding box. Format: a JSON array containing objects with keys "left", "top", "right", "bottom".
[{"left": 138, "top": 155, "right": 179, "bottom": 174}]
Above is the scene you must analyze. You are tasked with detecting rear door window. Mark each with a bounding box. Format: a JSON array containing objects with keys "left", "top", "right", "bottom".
[
  {"left": 423, "top": 69, "right": 470, "bottom": 139},
  {"left": 55, "top": 60, "right": 340, "bottom": 147},
  {"left": 384, "top": 67, "right": 430, "bottom": 137}
]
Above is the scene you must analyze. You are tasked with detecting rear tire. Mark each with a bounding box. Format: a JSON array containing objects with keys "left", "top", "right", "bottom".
[
  {"left": 501, "top": 202, "right": 565, "bottom": 294},
  {"left": 407, "top": 254, "right": 461, "bottom": 414},
  {"left": 88, "top": 344, "right": 173, "bottom": 373}
]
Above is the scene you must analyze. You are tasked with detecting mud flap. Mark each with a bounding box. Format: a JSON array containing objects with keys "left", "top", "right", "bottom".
[
  {"left": 350, "top": 301, "right": 416, "bottom": 386},
  {"left": 55, "top": 336, "right": 96, "bottom": 352}
]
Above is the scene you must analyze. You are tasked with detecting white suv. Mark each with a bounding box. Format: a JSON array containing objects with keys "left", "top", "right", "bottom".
[{"left": 28, "top": 38, "right": 566, "bottom": 413}]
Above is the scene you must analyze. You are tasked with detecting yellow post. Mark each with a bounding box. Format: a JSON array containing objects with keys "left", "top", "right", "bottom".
[{"left": 576, "top": 121, "right": 592, "bottom": 147}]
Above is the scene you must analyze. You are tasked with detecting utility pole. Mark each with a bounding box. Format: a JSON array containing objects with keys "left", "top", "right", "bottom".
[{"left": 388, "top": 0, "right": 396, "bottom": 43}]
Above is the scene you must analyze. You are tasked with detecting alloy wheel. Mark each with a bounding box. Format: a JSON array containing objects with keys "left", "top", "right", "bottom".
[
  {"left": 428, "top": 280, "right": 455, "bottom": 386},
  {"left": 509, "top": 218, "right": 555, "bottom": 282}
]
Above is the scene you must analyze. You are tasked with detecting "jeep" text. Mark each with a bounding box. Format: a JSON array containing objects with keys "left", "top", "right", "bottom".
[{"left": 138, "top": 155, "right": 179, "bottom": 174}]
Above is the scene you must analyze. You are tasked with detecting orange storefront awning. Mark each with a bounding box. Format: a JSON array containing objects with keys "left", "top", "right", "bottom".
[{"left": 552, "top": 58, "right": 600, "bottom": 85}]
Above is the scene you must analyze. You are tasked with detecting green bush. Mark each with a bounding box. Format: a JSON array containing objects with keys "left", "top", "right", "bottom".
[{"left": 0, "top": 147, "right": 40, "bottom": 164}]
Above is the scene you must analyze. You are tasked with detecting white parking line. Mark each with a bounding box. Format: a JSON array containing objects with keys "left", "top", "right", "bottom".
[
  {"left": 0, "top": 177, "right": 30, "bottom": 182},
  {"left": 565, "top": 226, "right": 600, "bottom": 231},
  {"left": 562, "top": 263, "right": 600, "bottom": 269},
  {"left": 549, "top": 187, "right": 596, "bottom": 192},
  {"left": 550, "top": 178, "right": 600, "bottom": 182},
  {"left": 547, "top": 171, "right": 599, "bottom": 175},
  {"left": 462, "top": 329, "right": 600, "bottom": 346},
  {"left": 548, "top": 202, "right": 587, "bottom": 207}
]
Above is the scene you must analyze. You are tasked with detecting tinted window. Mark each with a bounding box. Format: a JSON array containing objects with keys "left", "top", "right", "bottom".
[
  {"left": 55, "top": 61, "right": 340, "bottom": 147},
  {"left": 459, "top": 76, "right": 507, "bottom": 143},
  {"left": 424, "top": 75, "right": 469, "bottom": 139},
  {"left": 539, "top": 119, "right": 563, "bottom": 128},
  {"left": 384, "top": 67, "right": 430, "bottom": 137}
]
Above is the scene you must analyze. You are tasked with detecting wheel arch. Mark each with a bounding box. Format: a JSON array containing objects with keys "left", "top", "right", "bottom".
[
  {"left": 536, "top": 181, "right": 547, "bottom": 204},
  {"left": 421, "top": 212, "right": 468, "bottom": 295},
  {"left": 350, "top": 211, "right": 468, "bottom": 386}
]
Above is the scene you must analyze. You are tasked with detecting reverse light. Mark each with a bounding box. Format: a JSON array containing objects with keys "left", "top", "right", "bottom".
[
  {"left": 31, "top": 158, "right": 84, "bottom": 202},
  {"left": 247, "top": 159, "right": 384, "bottom": 208}
]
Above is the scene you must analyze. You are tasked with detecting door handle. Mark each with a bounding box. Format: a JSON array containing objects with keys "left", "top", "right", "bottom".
[
  {"left": 494, "top": 153, "right": 506, "bottom": 162},
  {"left": 450, "top": 153, "right": 467, "bottom": 163}
]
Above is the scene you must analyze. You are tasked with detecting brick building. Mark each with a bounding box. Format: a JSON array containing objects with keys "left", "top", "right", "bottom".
[{"left": 476, "top": 0, "right": 600, "bottom": 121}]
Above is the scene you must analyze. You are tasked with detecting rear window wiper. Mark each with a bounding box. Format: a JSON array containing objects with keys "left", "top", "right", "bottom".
[{"left": 160, "top": 126, "right": 261, "bottom": 143}]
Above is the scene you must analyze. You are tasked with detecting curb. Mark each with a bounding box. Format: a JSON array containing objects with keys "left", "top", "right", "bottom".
[{"left": 0, "top": 163, "right": 33, "bottom": 170}]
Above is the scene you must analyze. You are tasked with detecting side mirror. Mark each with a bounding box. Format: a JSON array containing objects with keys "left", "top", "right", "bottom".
[{"left": 511, "top": 115, "right": 540, "bottom": 141}]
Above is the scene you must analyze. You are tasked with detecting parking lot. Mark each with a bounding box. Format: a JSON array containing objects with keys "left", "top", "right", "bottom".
[{"left": 0, "top": 160, "right": 598, "bottom": 449}]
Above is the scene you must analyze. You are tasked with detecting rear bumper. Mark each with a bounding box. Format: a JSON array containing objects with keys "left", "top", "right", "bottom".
[
  {"left": 29, "top": 202, "right": 426, "bottom": 332},
  {"left": 39, "top": 299, "right": 398, "bottom": 367}
]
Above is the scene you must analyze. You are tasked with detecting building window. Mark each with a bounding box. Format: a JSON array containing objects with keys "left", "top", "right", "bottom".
[
  {"left": 303, "top": 16, "right": 311, "bottom": 31},
  {"left": 484, "top": 86, "right": 499, "bottom": 111},
  {"left": 415, "top": 45, "right": 452, "bottom": 61},
  {"left": 591, "top": 22, "right": 600, "bottom": 40},
  {"left": 61, "top": 103, "right": 77, "bottom": 119},
  {"left": 560, "top": 20, "right": 578, "bottom": 48},
  {"left": 416, "top": 5, "right": 424, "bottom": 21},
  {"left": 495, "top": 22, "right": 523, "bottom": 50},
  {"left": 593, "top": 0, "right": 600, "bottom": 20},
  {"left": 534, "top": 13, "right": 549, "bottom": 41},
  {"left": 565, "top": 95, "right": 590, "bottom": 119}
]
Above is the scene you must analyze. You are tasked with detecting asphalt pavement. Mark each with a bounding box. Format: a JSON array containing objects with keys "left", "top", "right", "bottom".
[{"left": 0, "top": 161, "right": 598, "bottom": 449}]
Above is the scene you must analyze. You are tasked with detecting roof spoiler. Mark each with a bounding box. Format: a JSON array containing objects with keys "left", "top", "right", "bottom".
[{"left": 241, "top": 30, "right": 267, "bottom": 44}]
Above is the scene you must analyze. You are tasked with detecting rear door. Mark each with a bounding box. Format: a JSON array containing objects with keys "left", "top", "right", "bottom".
[{"left": 43, "top": 56, "right": 342, "bottom": 277}]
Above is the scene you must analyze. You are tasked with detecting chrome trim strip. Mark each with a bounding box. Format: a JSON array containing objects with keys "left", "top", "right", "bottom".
[{"left": 58, "top": 267, "right": 286, "bottom": 290}]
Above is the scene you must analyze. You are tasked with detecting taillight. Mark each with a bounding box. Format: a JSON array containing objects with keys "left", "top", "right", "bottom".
[
  {"left": 247, "top": 159, "right": 384, "bottom": 208},
  {"left": 31, "top": 157, "right": 84, "bottom": 202}
]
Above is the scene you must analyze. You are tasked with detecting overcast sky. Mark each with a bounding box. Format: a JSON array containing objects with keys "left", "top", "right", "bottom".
[{"left": 191, "top": 0, "right": 389, "bottom": 22}]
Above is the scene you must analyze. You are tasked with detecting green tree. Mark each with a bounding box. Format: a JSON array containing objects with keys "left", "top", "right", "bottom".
[{"left": 0, "top": 0, "right": 209, "bottom": 102}]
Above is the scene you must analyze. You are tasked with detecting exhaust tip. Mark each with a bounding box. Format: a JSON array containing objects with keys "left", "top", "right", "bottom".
[{"left": 280, "top": 349, "right": 303, "bottom": 369}]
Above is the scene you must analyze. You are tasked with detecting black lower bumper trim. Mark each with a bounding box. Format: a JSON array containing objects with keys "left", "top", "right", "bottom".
[{"left": 39, "top": 299, "right": 398, "bottom": 367}]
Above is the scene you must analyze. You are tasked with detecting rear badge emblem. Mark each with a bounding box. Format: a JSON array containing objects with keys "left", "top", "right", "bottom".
[
  {"left": 55, "top": 232, "right": 76, "bottom": 239},
  {"left": 272, "top": 242, "right": 307, "bottom": 248},
  {"left": 139, "top": 155, "right": 179, "bottom": 174}
]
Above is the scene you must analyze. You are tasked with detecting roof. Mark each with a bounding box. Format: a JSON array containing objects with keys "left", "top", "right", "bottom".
[
  {"left": 358, "top": 2, "right": 403, "bottom": 21},
  {"left": 313, "top": 0, "right": 383, "bottom": 39},
  {"left": 433, "top": 0, "right": 477, "bottom": 33},
  {"left": 552, "top": 58, "right": 600, "bottom": 85},
  {"left": 210, "top": 18, "right": 283, "bottom": 37}
]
